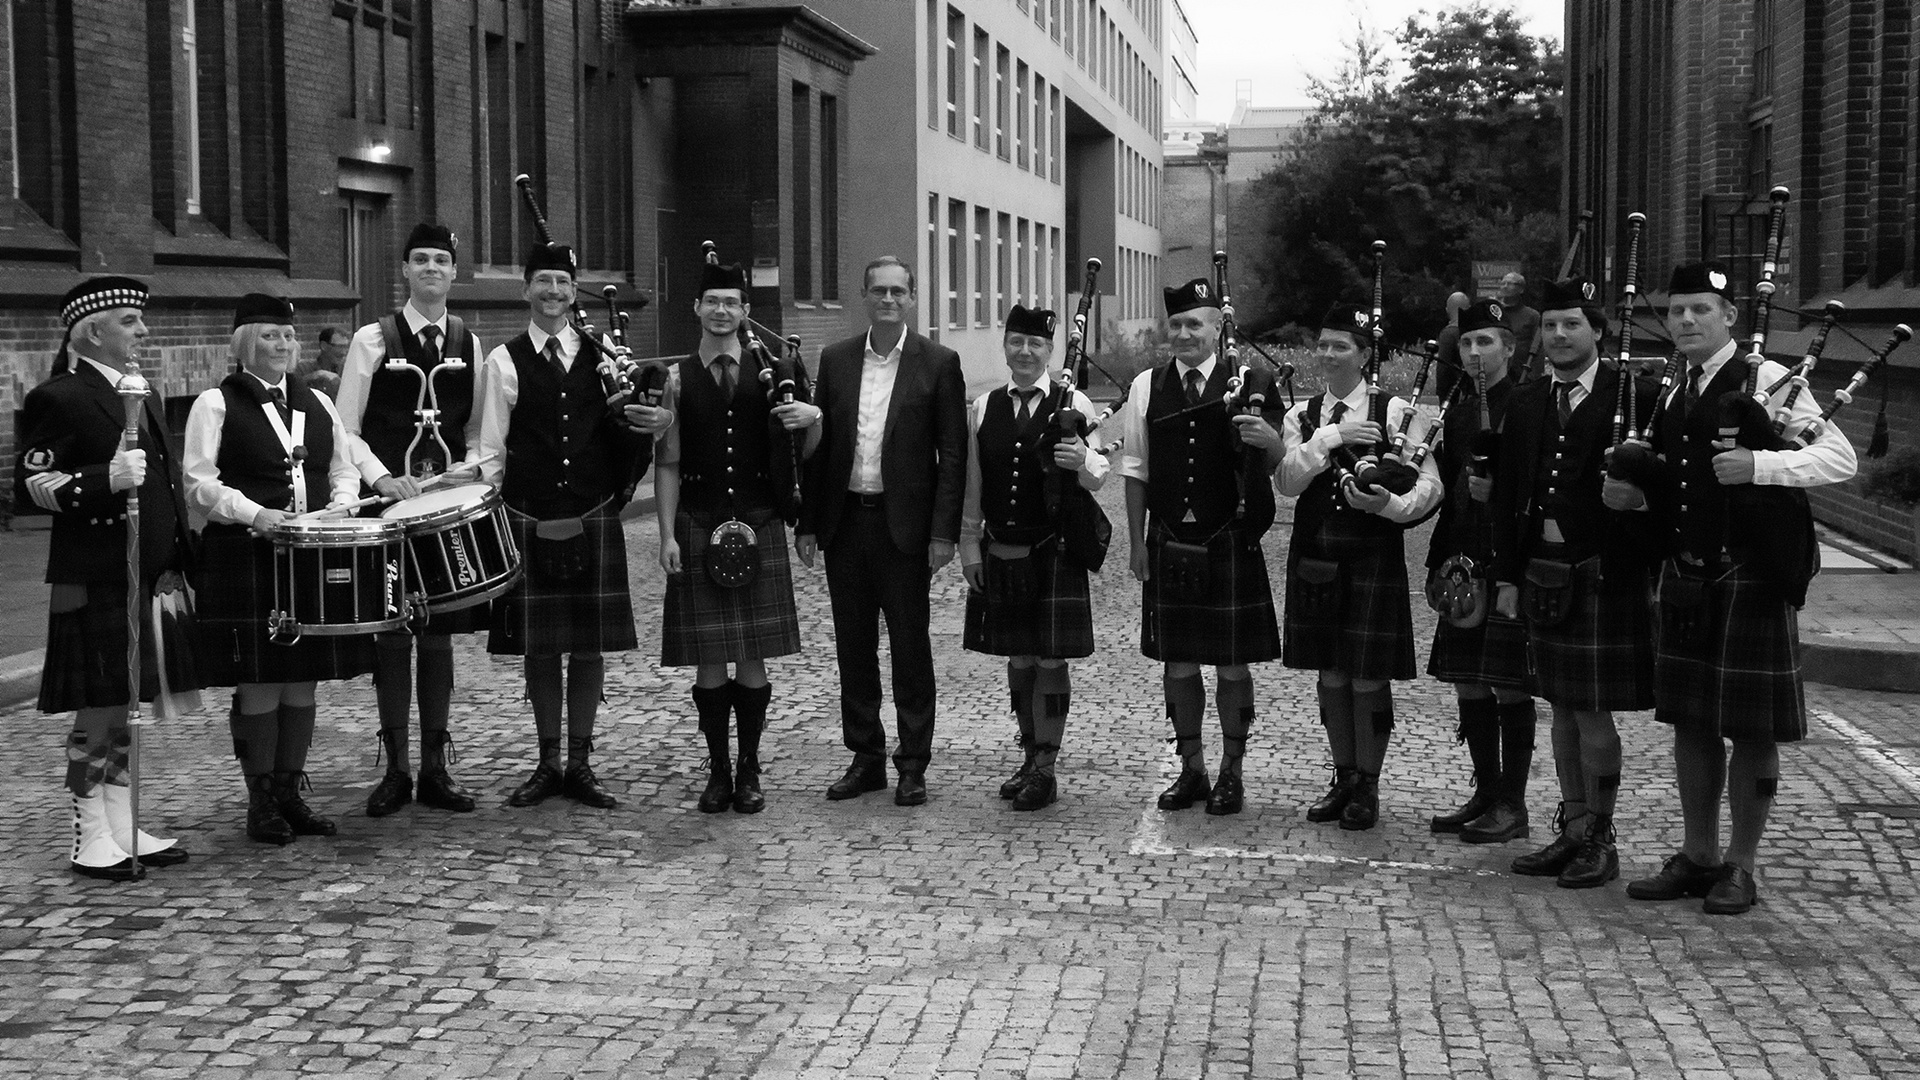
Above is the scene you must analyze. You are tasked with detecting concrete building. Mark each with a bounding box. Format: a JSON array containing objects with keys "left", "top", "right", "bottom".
[
  {"left": 1565, "top": 0, "right": 1920, "bottom": 559},
  {"left": 1163, "top": 0, "right": 1198, "bottom": 124},
  {"left": 1222, "top": 103, "right": 1313, "bottom": 184}
]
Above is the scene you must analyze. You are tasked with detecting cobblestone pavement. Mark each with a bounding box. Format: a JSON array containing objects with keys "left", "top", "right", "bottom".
[{"left": 2, "top": 482, "right": 1919, "bottom": 1079}]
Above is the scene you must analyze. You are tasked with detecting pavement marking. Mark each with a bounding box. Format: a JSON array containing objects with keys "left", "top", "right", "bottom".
[{"left": 1814, "top": 707, "right": 1920, "bottom": 800}]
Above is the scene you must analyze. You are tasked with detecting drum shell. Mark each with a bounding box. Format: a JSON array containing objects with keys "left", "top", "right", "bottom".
[
  {"left": 382, "top": 484, "right": 524, "bottom": 613},
  {"left": 272, "top": 518, "right": 409, "bottom": 636}
]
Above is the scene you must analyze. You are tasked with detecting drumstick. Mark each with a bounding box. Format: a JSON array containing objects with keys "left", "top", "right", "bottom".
[{"left": 292, "top": 455, "right": 499, "bottom": 521}]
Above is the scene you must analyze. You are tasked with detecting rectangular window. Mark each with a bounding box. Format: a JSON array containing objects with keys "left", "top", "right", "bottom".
[
  {"left": 971, "top": 28, "right": 987, "bottom": 150},
  {"left": 821, "top": 94, "right": 840, "bottom": 300},
  {"left": 1753, "top": 0, "right": 1774, "bottom": 100},
  {"left": 1015, "top": 60, "right": 1029, "bottom": 170},
  {"left": 236, "top": 0, "right": 287, "bottom": 246},
  {"left": 1049, "top": 86, "right": 1061, "bottom": 183},
  {"left": 945, "top": 7, "right": 963, "bottom": 138},
  {"left": 1051, "top": 0, "right": 1061, "bottom": 42},
  {"left": 1032, "top": 74, "right": 1046, "bottom": 176},
  {"left": 1050, "top": 226, "right": 1062, "bottom": 307},
  {"left": 482, "top": 32, "right": 513, "bottom": 265},
  {"left": 1035, "top": 225, "right": 1048, "bottom": 309},
  {"left": 194, "top": 0, "right": 231, "bottom": 231},
  {"left": 994, "top": 46, "right": 1009, "bottom": 159},
  {"left": 580, "top": 65, "right": 631, "bottom": 272},
  {"left": 996, "top": 212, "right": 1010, "bottom": 318},
  {"left": 948, "top": 198, "right": 965, "bottom": 328},
  {"left": 1017, "top": 218, "right": 1030, "bottom": 305},
  {"left": 926, "top": 0, "right": 939, "bottom": 128},
  {"left": 1064, "top": 0, "right": 1074, "bottom": 60},
  {"left": 145, "top": 0, "right": 176, "bottom": 231},
  {"left": 974, "top": 206, "right": 989, "bottom": 325},
  {"left": 792, "top": 82, "right": 813, "bottom": 300},
  {"left": 10, "top": 0, "right": 78, "bottom": 239},
  {"left": 927, "top": 194, "right": 940, "bottom": 339}
]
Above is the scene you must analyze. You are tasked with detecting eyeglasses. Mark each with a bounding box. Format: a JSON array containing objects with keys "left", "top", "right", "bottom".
[
  {"left": 865, "top": 286, "right": 911, "bottom": 300},
  {"left": 699, "top": 297, "right": 746, "bottom": 311}
]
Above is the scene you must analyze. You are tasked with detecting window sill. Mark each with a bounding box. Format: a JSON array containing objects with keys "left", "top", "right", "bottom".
[
  {"left": 0, "top": 204, "right": 78, "bottom": 262},
  {"left": 153, "top": 223, "right": 289, "bottom": 270}
]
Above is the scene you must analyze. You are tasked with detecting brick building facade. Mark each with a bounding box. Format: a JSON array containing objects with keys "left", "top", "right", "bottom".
[{"left": 1564, "top": 0, "right": 1920, "bottom": 558}]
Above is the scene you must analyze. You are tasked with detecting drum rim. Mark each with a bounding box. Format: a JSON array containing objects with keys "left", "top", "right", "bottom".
[
  {"left": 381, "top": 483, "right": 503, "bottom": 531},
  {"left": 273, "top": 518, "right": 406, "bottom": 545}
]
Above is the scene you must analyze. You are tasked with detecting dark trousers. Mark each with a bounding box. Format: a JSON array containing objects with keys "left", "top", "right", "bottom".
[{"left": 824, "top": 501, "right": 937, "bottom": 774}]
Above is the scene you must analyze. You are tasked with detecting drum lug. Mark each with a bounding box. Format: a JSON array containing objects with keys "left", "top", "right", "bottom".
[
  {"left": 268, "top": 611, "right": 303, "bottom": 646},
  {"left": 405, "top": 594, "right": 432, "bottom": 634}
]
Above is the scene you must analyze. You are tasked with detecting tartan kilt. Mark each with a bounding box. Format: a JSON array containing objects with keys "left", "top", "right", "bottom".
[
  {"left": 661, "top": 506, "right": 801, "bottom": 666},
  {"left": 488, "top": 499, "right": 638, "bottom": 656},
  {"left": 1652, "top": 560, "right": 1805, "bottom": 743},
  {"left": 38, "top": 578, "right": 204, "bottom": 713},
  {"left": 1524, "top": 560, "right": 1655, "bottom": 712},
  {"left": 1140, "top": 523, "right": 1281, "bottom": 666},
  {"left": 1282, "top": 534, "right": 1416, "bottom": 681},
  {"left": 963, "top": 538, "right": 1094, "bottom": 658},
  {"left": 194, "top": 526, "right": 377, "bottom": 686},
  {"left": 1427, "top": 613, "right": 1533, "bottom": 691}
]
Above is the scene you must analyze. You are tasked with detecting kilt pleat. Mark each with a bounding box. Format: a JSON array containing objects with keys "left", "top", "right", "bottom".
[
  {"left": 963, "top": 539, "right": 1095, "bottom": 658},
  {"left": 1140, "top": 526, "right": 1281, "bottom": 666},
  {"left": 194, "top": 526, "right": 377, "bottom": 686},
  {"left": 1524, "top": 563, "right": 1654, "bottom": 712},
  {"left": 489, "top": 500, "right": 638, "bottom": 656},
  {"left": 1427, "top": 614, "right": 1533, "bottom": 691},
  {"left": 1652, "top": 561, "right": 1805, "bottom": 742},
  {"left": 38, "top": 579, "right": 204, "bottom": 714},
  {"left": 1281, "top": 536, "right": 1416, "bottom": 681},
  {"left": 661, "top": 507, "right": 801, "bottom": 666}
]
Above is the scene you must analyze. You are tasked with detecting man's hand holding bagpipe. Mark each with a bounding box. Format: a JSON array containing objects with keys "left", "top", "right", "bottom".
[{"left": 772, "top": 400, "right": 823, "bottom": 432}]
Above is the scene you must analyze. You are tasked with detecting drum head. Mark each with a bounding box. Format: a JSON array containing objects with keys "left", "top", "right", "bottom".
[
  {"left": 706, "top": 519, "right": 760, "bottom": 589},
  {"left": 382, "top": 482, "right": 496, "bottom": 523},
  {"left": 276, "top": 517, "right": 405, "bottom": 545}
]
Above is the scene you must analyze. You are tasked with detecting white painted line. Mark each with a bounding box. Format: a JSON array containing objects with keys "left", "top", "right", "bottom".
[{"left": 1813, "top": 707, "right": 1920, "bottom": 800}]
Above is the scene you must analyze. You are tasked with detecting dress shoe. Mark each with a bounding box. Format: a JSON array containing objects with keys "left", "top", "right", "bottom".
[
  {"left": 698, "top": 759, "right": 734, "bottom": 814},
  {"left": 416, "top": 767, "right": 477, "bottom": 813},
  {"left": 826, "top": 762, "right": 887, "bottom": 800},
  {"left": 508, "top": 762, "right": 564, "bottom": 807},
  {"left": 1511, "top": 833, "right": 1583, "bottom": 877},
  {"left": 1626, "top": 851, "right": 1720, "bottom": 901},
  {"left": 102, "top": 783, "right": 190, "bottom": 866},
  {"left": 1000, "top": 755, "right": 1036, "bottom": 800},
  {"left": 1460, "top": 800, "right": 1530, "bottom": 844},
  {"left": 245, "top": 775, "right": 295, "bottom": 846},
  {"left": 563, "top": 761, "right": 619, "bottom": 809},
  {"left": 1012, "top": 772, "right": 1057, "bottom": 811},
  {"left": 1204, "top": 772, "right": 1244, "bottom": 816},
  {"left": 1430, "top": 788, "right": 1495, "bottom": 834},
  {"left": 733, "top": 760, "right": 765, "bottom": 814},
  {"left": 1156, "top": 766, "right": 1210, "bottom": 811},
  {"left": 71, "top": 857, "right": 144, "bottom": 882},
  {"left": 1305, "top": 766, "right": 1357, "bottom": 823},
  {"left": 1338, "top": 773, "right": 1380, "bottom": 831},
  {"left": 274, "top": 773, "right": 338, "bottom": 837},
  {"left": 1701, "top": 863, "right": 1758, "bottom": 915},
  {"left": 1558, "top": 834, "right": 1620, "bottom": 890},
  {"left": 894, "top": 771, "right": 928, "bottom": 806},
  {"left": 70, "top": 791, "right": 143, "bottom": 881},
  {"left": 365, "top": 770, "right": 412, "bottom": 817}
]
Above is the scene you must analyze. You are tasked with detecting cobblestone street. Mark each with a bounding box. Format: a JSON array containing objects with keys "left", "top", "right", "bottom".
[{"left": 2, "top": 482, "right": 1918, "bottom": 1079}]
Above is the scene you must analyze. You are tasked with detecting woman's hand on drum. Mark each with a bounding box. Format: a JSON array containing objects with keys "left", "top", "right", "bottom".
[
  {"left": 439, "top": 462, "right": 481, "bottom": 486},
  {"left": 659, "top": 536, "right": 683, "bottom": 574},
  {"left": 375, "top": 474, "right": 422, "bottom": 501},
  {"left": 251, "top": 507, "right": 290, "bottom": 536}
]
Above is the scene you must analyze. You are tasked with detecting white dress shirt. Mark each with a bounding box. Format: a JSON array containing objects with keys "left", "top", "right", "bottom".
[
  {"left": 336, "top": 300, "right": 486, "bottom": 485},
  {"left": 1547, "top": 355, "right": 1601, "bottom": 414},
  {"left": 1668, "top": 339, "right": 1857, "bottom": 487},
  {"left": 1276, "top": 381, "right": 1443, "bottom": 524},
  {"left": 183, "top": 371, "right": 362, "bottom": 530},
  {"left": 959, "top": 382, "right": 1108, "bottom": 569},
  {"left": 849, "top": 330, "right": 905, "bottom": 493},
  {"left": 1109, "top": 354, "right": 1218, "bottom": 484},
  {"left": 476, "top": 322, "right": 580, "bottom": 489}
]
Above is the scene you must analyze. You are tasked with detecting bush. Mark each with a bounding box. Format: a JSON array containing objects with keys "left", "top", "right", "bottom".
[{"left": 1859, "top": 447, "right": 1920, "bottom": 508}]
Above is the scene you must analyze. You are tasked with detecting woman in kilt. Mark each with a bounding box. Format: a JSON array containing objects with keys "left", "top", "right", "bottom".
[
  {"left": 479, "top": 243, "right": 664, "bottom": 811},
  {"left": 1423, "top": 298, "right": 1538, "bottom": 846},
  {"left": 1490, "top": 277, "right": 1658, "bottom": 889},
  {"left": 959, "top": 305, "right": 1106, "bottom": 810},
  {"left": 1110, "top": 279, "right": 1286, "bottom": 817},
  {"left": 1276, "top": 303, "right": 1443, "bottom": 830},
  {"left": 654, "top": 259, "right": 821, "bottom": 814},
  {"left": 184, "top": 294, "right": 377, "bottom": 845}
]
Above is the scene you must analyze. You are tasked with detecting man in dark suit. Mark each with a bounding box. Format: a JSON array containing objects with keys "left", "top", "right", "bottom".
[{"left": 796, "top": 255, "right": 968, "bottom": 806}]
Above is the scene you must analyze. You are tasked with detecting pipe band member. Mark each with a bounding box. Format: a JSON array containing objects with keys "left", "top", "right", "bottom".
[
  {"left": 16, "top": 276, "right": 202, "bottom": 880},
  {"left": 1276, "top": 303, "right": 1442, "bottom": 831},
  {"left": 1109, "top": 278, "right": 1287, "bottom": 818},
  {"left": 959, "top": 304, "right": 1107, "bottom": 811}
]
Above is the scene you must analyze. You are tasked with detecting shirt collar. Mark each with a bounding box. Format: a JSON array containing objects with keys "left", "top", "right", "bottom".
[
  {"left": 1174, "top": 354, "right": 1216, "bottom": 383},
  {"left": 1330, "top": 380, "right": 1369, "bottom": 411},
  {"left": 246, "top": 370, "right": 288, "bottom": 395},
  {"left": 76, "top": 355, "right": 127, "bottom": 387},
  {"left": 1691, "top": 338, "right": 1739, "bottom": 380},
  {"left": 402, "top": 301, "right": 448, "bottom": 337},
  {"left": 528, "top": 322, "right": 577, "bottom": 354},
  {"left": 1006, "top": 377, "right": 1048, "bottom": 397},
  {"left": 864, "top": 329, "right": 905, "bottom": 364}
]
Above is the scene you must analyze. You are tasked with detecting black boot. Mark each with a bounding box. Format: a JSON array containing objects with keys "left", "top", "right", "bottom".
[
  {"left": 1432, "top": 698, "right": 1500, "bottom": 833},
  {"left": 509, "top": 739, "right": 565, "bottom": 807},
  {"left": 416, "top": 729, "right": 476, "bottom": 812},
  {"left": 246, "top": 775, "right": 294, "bottom": 845},
  {"left": 1306, "top": 765, "right": 1358, "bottom": 823},
  {"left": 699, "top": 756, "right": 734, "bottom": 814},
  {"left": 693, "top": 684, "right": 733, "bottom": 813},
  {"left": 1205, "top": 735, "right": 1248, "bottom": 816},
  {"left": 562, "top": 738, "right": 618, "bottom": 809},
  {"left": 1339, "top": 772, "right": 1380, "bottom": 831},
  {"left": 274, "top": 772, "right": 337, "bottom": 836},
  {"left": 366, "top": 728, "right": 412, "bottom": 818},
  {"left": 1000, "top": 747, "right": 1038, "bottom": 800},
  {"left": 732, "top": 681, "right": 770, "bottom": 814},
  {"left": 1013, "top": 743, "right": 1060, "bottom": 811},
  {"left": 1558, "top": 813, "right": 1619, "bottom": 889}
]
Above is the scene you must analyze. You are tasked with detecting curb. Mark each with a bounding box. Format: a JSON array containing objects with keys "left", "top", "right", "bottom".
[
  {"left": 1801, "top": 634, "right": 1920, "bottom": 694},
  {"left": 0, "top": 648, "right": 43, "bottom": 710}
]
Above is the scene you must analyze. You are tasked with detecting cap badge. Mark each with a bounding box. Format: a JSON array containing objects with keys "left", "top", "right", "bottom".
[
  {"left": 1580, "top": 282, "right": 1596, "bottom": 301},
  {"left": 1488, "top": 301, "right": 1505, "bottom": 320},
  {"left": 1193, "top": 282, "right": 1209, "bottom": 300},
  {"left": 1708, "top": 270, "right": 1728, "bottom": 290}
]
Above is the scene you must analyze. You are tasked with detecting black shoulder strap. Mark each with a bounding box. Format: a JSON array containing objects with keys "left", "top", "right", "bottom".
[
  {"left": 378, "top": 315, "right": 405, "bottom": 361},
  {"left": 1302, "top": 394, "right": 1322, "bottom": 438},
  {"left": 444, "top": 315, "right": 468, "bottom": 358}
]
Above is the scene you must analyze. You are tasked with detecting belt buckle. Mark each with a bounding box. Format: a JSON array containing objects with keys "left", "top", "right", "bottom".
[{"left": 1540, "top": 517, "right": 1565, "bottom": 544}]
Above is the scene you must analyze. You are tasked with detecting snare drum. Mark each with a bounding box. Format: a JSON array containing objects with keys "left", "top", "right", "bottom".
[
  {"left": 271, "top": 517, "right": 409, "bottom": 641},
  {"left": 381, "top": 483, "right": 523, "bottom": 613}
]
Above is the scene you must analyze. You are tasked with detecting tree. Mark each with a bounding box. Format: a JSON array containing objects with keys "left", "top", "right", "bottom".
[{"left": 1242, "top": 3, "right": 1564, "bottom": 344}]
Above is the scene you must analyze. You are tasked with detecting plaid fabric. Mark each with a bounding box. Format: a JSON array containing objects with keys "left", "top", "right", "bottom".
[
  {"left": 1427, "top": 613, "right": 1533, "bottom": 691},
  {"left": 1282, "top": 535, "right": 1416, "bottom": 681},
  {"left": 193, "top": 525, "right": 377, "bottom": 686},
  {"left": 661, "top": 507, "right": 801, "bottom": 666},
  {"left": 1653, "top": 560, "right": 1806, "bottom": 742},
  {"left": 38, "top": 578, "right": 203, "bottom": 713},
  {"left": 488, "top": 499, "right": 638, "bottom": 656},
  {"left": 963, "top": 538, "right": 1094, "bottom": 659},
  {"left": 1524, "top": 560, "right": 1655, "bottom": 712},
  {"left": 1140, "top": 525, "right": 1281, "bottom": 666}
]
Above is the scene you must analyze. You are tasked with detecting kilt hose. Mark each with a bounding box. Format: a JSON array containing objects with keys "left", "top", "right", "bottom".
[
  {"left": 963, "top": 538, "right": 1095, "bottom": 659},
  {"left": 1522, "top": 557, "right": 1654, "bottom": 712},
  {"left": 194, "top": 525, "right": 376, "bottom": 687},
  {"left": 1282, "top": 534, "right": 1416, "bottom": 682},
  {"left": 1140, "top": 523, "right": 1281, "bottom": 666},
  {"left": 1653, "top": 560, "right": 1806, "bottom": 743},
  {"left": 489, "top": 499, "right": 638, "bottom": 657},
  {"left": 39, "top": 578, "right": 203, "bottom": 714},
  {"left": 1427, "top": 613, "right": 1533, "bottom": 692},
  {"left": 661, "top": 506, "right": 801, "bottom": 667}
]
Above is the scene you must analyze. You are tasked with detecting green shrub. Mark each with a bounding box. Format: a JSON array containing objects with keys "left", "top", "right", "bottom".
[{"left": 1859, "top": 447, "right": 1920, "bottom": 508}]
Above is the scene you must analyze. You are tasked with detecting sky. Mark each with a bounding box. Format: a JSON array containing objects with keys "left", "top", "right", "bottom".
[{"left": 1182, "top": 0, "right": 1567, "bottom": 121}]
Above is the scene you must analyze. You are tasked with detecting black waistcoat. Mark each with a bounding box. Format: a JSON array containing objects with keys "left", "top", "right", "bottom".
[
  {"left": 977, "top": 386, "right": 1057, "bottom": 545},
  {"left": 1291, "top": 394, "right": 1400, "bottom": 557},
  {"left": 1430, "top": 376, "right": 1511, "bottom": 563},
  {"left": 1527, "top": 374, "right": 1611, "bottom": 562},
  {"left": 675, "top": 352, "right": 776, "bottom": 515},
  {"left": 215, "top": 373, "right": 335, "bottom": 513},
  {"left": 1144, "top": 362, "right": 1239, "bottom": 534},
  {"left": 501, "top": 333, "right": 615, "bottom": 518},
  {"left": 359, "top": 312, "right": 474, "bottom": 475},
  {"left": 1655, "top": 359, "right": 1748, "bottom": 563}
]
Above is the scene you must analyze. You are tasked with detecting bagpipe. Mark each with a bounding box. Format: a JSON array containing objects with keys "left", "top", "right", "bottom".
[
  {"left": 1330, "top": 241, "right": 1393, "bottom": 506},
  {"left": 1037, "top": 258, "right": 1113, "bottom": 570},
  {"left": 699, "top": 240, "right": 814, "bottom": 528},
  {"left": 1604, "top": 211, "right": 1662, "bottom": 485},
  {"left": 1212, "top": 248, "right": 1279, "bottom": 536}
]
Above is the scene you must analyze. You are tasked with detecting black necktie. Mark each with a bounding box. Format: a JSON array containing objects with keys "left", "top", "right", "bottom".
[
  {"left": 1329, "top": 401, "right": 1348, "bottom": 425},
  {"left": 544, "top": 339, "right": 565, "bottom": 374},
  {"left": 1684, "top": 365, "right": 1706, "bottom": 409},
  {"left": 713, "top": 356, "right": 736, "bottom": 398},
  {"left": 1555, "top": 381, "right": 1574, "bottom": 428},
  {"left": 1184, "top": 368, "right": 1204, "bottom": 406},
  {"left": 269, "top": 386, "right": 291, "bottom": 425},
  {"left": 1014, "top": 387, "right": 1040, "bottom": 424},
  {"left": 420, "top": 325, "right": 442, "bottom": 368}
]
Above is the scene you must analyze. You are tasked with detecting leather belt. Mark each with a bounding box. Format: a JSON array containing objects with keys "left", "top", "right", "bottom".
[{"left": 850, "top": 491, "right": 886, "bottom": 509}]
